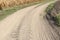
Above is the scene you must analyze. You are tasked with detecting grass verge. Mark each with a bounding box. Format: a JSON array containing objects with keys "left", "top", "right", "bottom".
[
  {"left": 0, "top": 0, "right": 54, "bottom": 21},
  {"left": 0, "top": 1, "right": 41, "bottom": 21}
]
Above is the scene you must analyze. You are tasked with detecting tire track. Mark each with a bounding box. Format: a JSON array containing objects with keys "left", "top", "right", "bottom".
[{"left": 4, "top": 4, "right": 41, "bottom": 40}]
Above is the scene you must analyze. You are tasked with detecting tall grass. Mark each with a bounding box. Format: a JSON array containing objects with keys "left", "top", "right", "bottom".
[
  {"left": 0, "top": 0, "right": 53, "bottom": 21},
  {"left": 0, "top": 0, "right": 43, "bottom": 9}
]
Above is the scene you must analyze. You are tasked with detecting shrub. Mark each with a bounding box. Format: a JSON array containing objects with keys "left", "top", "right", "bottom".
[
  {"left": 55, "top": 14, "right": 60, "bottom": 26},
  {"left": 46, "top": 3, "right": 54, "bottom": 13}
]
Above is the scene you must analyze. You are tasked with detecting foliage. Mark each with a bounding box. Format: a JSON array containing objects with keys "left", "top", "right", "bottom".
[
  {"left": 46, "top": 3, "right": 54, "bottom": 13},
  {"left": 46, "top": 2, "right": 60, "bottom": 26},
  {"left": 55, "top": 14, "right": 60, "bottom": 26}
]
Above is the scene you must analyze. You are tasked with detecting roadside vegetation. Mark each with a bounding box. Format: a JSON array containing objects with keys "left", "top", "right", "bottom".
[
  {"left": 0, "top": 0, "right": 43, "bottom": 9},
  {"left": 46, "top": 3, "right": 54, "bottom": 13},
  {"left": 46, "top": 1, "right": 60, "bottom": 26},
  {"left": 55, "top": 14, "right": 60, "bottom": 26},
  {"left": 0, "top": 0, "right": 54, "bottom": 21},
  {"left": 0, "top": 1, "right": 41, "bottom": 21}
]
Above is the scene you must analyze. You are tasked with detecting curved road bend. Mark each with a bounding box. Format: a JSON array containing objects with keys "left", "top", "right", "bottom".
[{"left": 0, "top": 1, "right": 59, "bottom": 40}]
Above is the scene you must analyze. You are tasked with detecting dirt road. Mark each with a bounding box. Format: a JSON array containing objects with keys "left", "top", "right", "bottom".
[{"left": 0, "top": 1, "right": 59, "bottom": 40}]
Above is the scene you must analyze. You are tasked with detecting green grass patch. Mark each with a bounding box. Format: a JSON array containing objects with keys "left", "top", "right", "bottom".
[
  {"left": 0, "top": 1, "right": 41, "bottom": 21},
  {"left": 0, "top": 0, "right": 54, "bottom": 21}
]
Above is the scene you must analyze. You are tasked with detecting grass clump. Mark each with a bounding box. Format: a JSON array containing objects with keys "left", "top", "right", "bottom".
[
  {"left": 55, "top": 14, "right": 60, "bottom": 26},
  {"left": 46, "top": 3, "right": 54, "bottom": 12}
]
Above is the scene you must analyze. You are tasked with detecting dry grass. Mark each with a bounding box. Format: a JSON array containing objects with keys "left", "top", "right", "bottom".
[
  {"left": 0, "top": 0, "right": 43, "bottom": 9},
  {"left": 0, "top": 0, "right": 53, "bottom": 21}
]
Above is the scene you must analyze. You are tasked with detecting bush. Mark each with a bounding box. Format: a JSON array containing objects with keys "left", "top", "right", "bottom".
[
  {"left": 55, "top": 14, "right": 60, "bottom": 26},
  {"left": 46, "top": 3, "right": 54, "bottom": 13}
]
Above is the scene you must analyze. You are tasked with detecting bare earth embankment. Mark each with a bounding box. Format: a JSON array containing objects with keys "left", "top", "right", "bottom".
[{"left": 0, "top": 1, "right": 60, "bottom": 40}]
